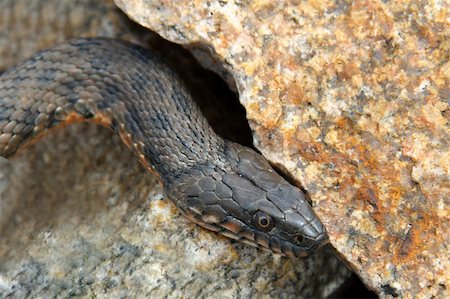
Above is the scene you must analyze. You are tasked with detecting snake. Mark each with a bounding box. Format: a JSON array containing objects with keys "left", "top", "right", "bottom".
[{"left": 0, "top": 38, "right": 328, "bottom": 257}]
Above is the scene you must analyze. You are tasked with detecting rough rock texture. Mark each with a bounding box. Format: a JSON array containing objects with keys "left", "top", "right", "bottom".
[
  {"left": 0, "top": 0, "right": 350, "bottom": 297},
  {"left": 0, "top": 125, "right": 347, "bottom": 298},
  {"left": 0, "top": 0, "right": 141, "bottom": 71},
  {"left": 115, "top": 0, "right": 450, "bottom": 298}
]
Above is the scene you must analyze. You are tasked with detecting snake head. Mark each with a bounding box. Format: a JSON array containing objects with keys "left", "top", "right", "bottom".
[{"left": 169, "top": 141, "right": 328, "bottom": 257}]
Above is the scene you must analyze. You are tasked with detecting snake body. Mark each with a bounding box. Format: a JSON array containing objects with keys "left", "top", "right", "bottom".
[{"left": 0, "top": 38, "right": 327, "bottom": 257}]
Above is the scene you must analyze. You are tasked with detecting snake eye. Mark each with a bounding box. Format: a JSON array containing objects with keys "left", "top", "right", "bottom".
[{"left": 253, "top": 211, "right": 274, "bottom": 231}]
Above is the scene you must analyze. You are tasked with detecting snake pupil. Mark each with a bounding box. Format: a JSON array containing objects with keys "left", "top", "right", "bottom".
[{"left": 259, "top": 217, "right": 269, "bottom": 227}]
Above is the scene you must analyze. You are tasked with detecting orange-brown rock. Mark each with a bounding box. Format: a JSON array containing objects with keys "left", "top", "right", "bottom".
[{"left": 115, "top": 0, "right": 449, "bottom": 297}]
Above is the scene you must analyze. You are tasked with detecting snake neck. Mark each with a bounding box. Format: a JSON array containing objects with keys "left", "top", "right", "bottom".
[{"left": 128, "top": 97, "right": 229, "bottom": 182}]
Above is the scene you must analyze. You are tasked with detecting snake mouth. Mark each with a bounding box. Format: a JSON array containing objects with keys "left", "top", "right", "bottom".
[
  {"left": 184, "top": 210, "right": 328, "bottom": 257},
  {"left": 214, "top": 221, "right": 327, "bottom": 257},
  {"left": 222, "top": 229, "right": 326, "bottom": 258}
]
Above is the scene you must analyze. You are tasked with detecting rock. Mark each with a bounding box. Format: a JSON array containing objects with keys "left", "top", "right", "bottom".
[
  {"left": 115, "top": 0, "right": 449, "bottom": 297},
  {"left": 0, "top": 0, "right": 117, "bottom": 70},
  {"left": 0, "top": 0, "right": 350, "bottom": 297},
  {"left": 0, "top": 125, "right": 348, "bottom": 298}
]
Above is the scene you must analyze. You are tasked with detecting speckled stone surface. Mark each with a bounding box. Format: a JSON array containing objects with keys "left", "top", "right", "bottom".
[
  {"left": 0, "top": 125, "right": 348, "bottom": 298},
  {"left": 0, "top": 0, "right": 350, "bottom": 297},
  {"left": 0, "top": 0, "right": 145, "bottom": 72},
  {"left": 115, "top": 0, "right": 449, "bottom": 297}
]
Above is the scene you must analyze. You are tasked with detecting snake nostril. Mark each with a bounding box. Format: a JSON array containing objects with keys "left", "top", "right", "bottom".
[{"left": 294, "top": 234, "right": 305, "bottom": 244}]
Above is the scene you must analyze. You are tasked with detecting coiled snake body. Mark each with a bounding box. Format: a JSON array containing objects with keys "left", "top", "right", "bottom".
[{"left": 0, "top": 38, "right": 327, "bottom": 257}]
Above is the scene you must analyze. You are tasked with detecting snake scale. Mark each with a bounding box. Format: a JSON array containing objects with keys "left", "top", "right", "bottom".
[{"left": 0, "top": 38, "right": 328, "bottom": 257}]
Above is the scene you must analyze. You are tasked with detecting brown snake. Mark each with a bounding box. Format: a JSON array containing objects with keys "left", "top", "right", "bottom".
[{"left": 0, "top": 38, "right": 328, "bottom": 257}]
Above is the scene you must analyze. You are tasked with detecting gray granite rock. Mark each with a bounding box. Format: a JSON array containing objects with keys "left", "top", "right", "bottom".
[{"left": 0, "top": 125, "right": 349, "bottom": 298}]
